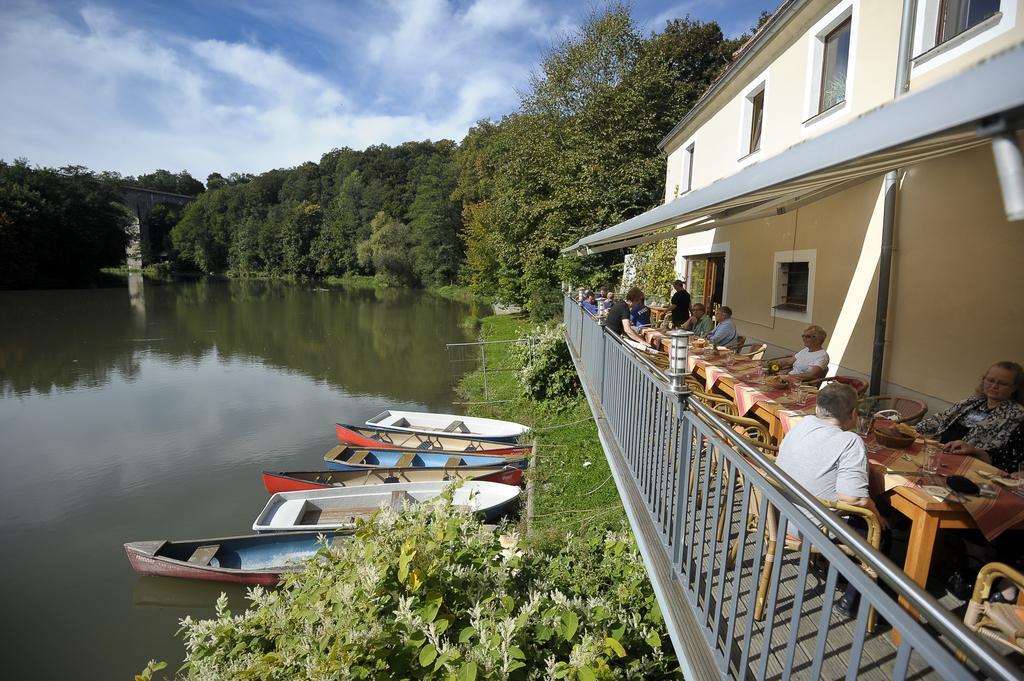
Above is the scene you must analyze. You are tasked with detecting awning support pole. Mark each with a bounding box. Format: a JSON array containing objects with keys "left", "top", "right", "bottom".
[
  {"left": 991, "top": 131, "right": 1024, "bottom": 221},
  {"left": 869, "top": 0, "right": 917, "bottom": 395}
]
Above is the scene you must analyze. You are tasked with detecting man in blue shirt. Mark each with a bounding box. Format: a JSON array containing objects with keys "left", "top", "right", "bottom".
[
  {"left": 629, "top": 296, "right": 651, "bottom": 329},
  {"left": 707, "top": 306, "right": 738, "bottom": 347},
  {"left": 581, "top": 291, "right": 599, "bottom": 314}
]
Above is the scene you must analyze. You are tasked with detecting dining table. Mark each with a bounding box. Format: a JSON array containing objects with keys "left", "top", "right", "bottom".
[
  {"left": 688, "top": 355, "right": 817, "bottom": 442},
  {"left": 686, "top": 354, "right": 1024, "bottom": 638},
  {"left": 863, "top": 432, "right": 1024, "bottom": 635}
]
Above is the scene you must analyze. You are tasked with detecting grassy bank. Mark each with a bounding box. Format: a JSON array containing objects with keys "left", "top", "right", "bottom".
[{"left": 456, "top": 313, "right": 625, "bottom": 547}]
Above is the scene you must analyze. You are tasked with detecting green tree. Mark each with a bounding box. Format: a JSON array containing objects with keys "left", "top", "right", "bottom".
[
  {"left": 0, "top": 160, "right": 129, "bottom": 288},
  {"left": 454, "top": 6, "right": 740, "bottom": 316},
  {"left": 357, "top": 211, "right": 416, "bottom": 287}
]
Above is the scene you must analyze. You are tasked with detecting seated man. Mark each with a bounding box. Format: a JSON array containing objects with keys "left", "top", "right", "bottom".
[
  {"left": 602, "top": 290, "right": 616, "bottom": 310},
  {"left": 581, "top": 291, "right": 599, "bottom": 315},
  {"left": 606, "top": 287, "right": 648, "bottom": 345},
  {"left": 776, "top": 383, "right": 888, "bottom": 616},
  {"left": 630, "top": 296, "right": 652, "bottom": 329},
  {"left": 707, "top": 305, "right": 738, "bottom": 347},
  {"left": 680, "top": 303, "right": 714, "bottom": 337}
]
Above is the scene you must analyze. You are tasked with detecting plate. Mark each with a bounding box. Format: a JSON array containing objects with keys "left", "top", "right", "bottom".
[{"left": 922, "top": 485, "right": 950, "bottom": 500}]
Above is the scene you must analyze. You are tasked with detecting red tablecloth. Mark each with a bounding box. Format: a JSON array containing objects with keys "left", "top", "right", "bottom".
[{"left": 865, "top": 436, "right": 1024, "bottom": 541}]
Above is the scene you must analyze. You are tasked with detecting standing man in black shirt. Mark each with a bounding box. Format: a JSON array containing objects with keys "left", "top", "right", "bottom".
[
  {"left": 606, "top": 287, "right": 648, "bottom": 345},
  {"left": 668, "top": 279, "right": 691, "bottom": 328}
]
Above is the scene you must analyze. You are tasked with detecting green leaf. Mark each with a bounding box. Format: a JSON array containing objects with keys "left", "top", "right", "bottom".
[
  {"left": 457, "top": 662, "right": 477, "bottom": 681},
  {"left": 509, "top": 646, "right": 526, "bottom": 660},
  {"left": 604, "top": 636, "right": 626, "bottom": 658},
  {"left": 419, "top": 643, "right": 437, "bottom": 667},
  {"left": 434, "top": 617, "right": 450, "bottom": 635},
  {"left": 646, "top": 631, "right": 662, "bottom": 648},
  {"left": 420, "top": 595, "right": 442, "bottom": 622},
  {"left": 578, "top": 667, "right": 596, "bottom": 681},
  {"left": 458, "top": 626, "right": 476, "bottom": 643},
  {"left": 561, "top": 611, "right": 579, "bottom": 641}
]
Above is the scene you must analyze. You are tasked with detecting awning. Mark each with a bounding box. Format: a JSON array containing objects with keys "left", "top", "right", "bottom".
[{"left": 563, "top": 42, "right": 1024, "bottom": 255}]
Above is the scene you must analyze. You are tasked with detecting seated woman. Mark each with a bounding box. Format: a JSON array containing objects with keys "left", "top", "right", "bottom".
[
  {"left": 916, "top": 361, "right": 1024, "bottom": 601},
  {"left": 775, "top": 325, "right": 830, "bottom": 382},
  {"left": 916, "top": 361, "right": 1024, "bottom": 473}
]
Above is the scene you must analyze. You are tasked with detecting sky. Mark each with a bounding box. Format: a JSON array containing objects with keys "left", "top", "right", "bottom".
[{"left": 0, "top": 0, "right": 775, "bottom": 181}]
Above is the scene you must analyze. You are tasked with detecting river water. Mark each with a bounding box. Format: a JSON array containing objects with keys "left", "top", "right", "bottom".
[{"left": 0, "top": 277, "right": 484, "bottom": 679}]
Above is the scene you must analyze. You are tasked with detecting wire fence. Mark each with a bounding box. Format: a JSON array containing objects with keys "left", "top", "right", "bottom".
[{"left": 447, "top": 338, "right": 534, "bottom": 405}]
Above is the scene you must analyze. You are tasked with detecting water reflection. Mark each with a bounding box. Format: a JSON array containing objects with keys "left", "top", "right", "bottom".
[
  {"left": 0, "top": 279, "right": 486, "bottom": 405},
  {"left": 0, "top": 279, "right": 486, "bottom": 680}
]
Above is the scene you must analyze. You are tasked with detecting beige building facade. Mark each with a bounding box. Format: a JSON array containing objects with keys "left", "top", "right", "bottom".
[{"left": 660, "top": 0, "right": 1024, "bottom": 408}]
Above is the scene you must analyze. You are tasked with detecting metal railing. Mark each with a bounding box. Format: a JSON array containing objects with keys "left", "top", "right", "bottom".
[{"left": 562, "top": 294, "right": 1022, "bottom": 681}]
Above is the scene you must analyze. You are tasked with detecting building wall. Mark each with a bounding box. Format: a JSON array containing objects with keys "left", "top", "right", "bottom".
[
  {"left": 663, "top": 0, "right": 1023, "bottom": 196},
  {"left": 679, "top": 142, "right": 1024, "bottom": 407}
]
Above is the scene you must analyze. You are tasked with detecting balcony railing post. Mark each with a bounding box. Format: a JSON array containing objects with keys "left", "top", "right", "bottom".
[{"left": 667, "top": 329, "right": 693, "bottom": 394}]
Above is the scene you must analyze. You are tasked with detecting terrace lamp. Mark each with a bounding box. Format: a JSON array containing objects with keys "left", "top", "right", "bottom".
[{"left": 667, "top": 329, "right": 693, "bottom": 394}]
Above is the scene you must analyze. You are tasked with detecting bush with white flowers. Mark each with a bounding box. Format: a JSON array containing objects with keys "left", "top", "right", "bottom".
[{"left": 172, "top": 494, "right": 675, "bottom": 680}]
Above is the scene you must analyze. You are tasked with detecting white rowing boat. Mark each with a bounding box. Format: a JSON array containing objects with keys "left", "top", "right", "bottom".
[
  {"left": 252, "top": 480, "right": 520, "bottom": 532},
  {"left": 366, "top": 410, "right": 529, "bottom": 443}
]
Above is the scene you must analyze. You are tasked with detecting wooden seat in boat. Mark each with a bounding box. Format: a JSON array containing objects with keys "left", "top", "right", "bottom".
[
  {"left": 445, "top": 456, "right": 463, "bottom": 468},
  {"left": 188, "top": 544, "right": 220, "bottom": 565},
  {"left": 346, "top": 450, "right": 369, "bottom": 466},
  {"left": 444, "top": 420, "right": 470, "bottom": 433},
  {"left": 394, "top": 452, "right": 416, "bottom": 467}
]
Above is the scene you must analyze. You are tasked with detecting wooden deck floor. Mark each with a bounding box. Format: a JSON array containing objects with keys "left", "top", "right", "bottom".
[{"left": 678, "top": 502, "right": 958, "bottom": 681}]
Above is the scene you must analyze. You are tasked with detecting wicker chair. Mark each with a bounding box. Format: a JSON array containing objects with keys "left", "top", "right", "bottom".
[
  {"left": 689, "top": 386, "right": 739, "bottom": 417},
  {"left": 822, "top": 376, "right": 868, "bottom": 395},
  {"left": 961, "top": 562, "right": 1024, "bottom": 658},
  {"left": 735, "top": 343, "right": 768, "bottom": 360},
  {"left": 860, "top": 395, "right": 928, "bottom": 425}
]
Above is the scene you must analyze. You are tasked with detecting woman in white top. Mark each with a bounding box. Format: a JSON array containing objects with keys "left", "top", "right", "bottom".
[{"left": 777, "top": 325, "right": 830, "bottom": 381}]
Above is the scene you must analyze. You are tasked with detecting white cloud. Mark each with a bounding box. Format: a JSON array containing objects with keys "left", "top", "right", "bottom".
[{"left": 0, "top": 2, "right": 519, "bottom": 179}]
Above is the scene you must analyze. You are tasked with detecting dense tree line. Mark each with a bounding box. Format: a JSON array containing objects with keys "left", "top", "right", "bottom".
[
  {"left": 171, "top": 141, "right": 463, "bottom": 286},
  {"left": 0, "top": 160, "right": 130, "bottom": 288},
  {"left": 1, "top": 6, "right": 750, "bottom": 295}
]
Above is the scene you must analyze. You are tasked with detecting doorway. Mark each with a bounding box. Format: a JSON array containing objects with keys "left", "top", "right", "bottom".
[{"left": 687, "top": 254, "right": 726, "bottom": 312}]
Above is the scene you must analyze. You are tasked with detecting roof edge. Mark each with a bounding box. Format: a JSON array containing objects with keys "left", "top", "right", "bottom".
[{"left": 657, "top": 0, "right": 809, "bottom": 152}]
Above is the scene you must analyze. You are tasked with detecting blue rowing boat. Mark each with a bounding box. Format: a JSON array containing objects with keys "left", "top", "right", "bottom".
[{"left": 323, "top": 445, "right": 527, "bottom": 471}]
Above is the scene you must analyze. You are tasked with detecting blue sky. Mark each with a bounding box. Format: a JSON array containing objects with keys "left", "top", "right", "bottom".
[{"left": 0, "top": 0, "right": 774, "bottom": 180}]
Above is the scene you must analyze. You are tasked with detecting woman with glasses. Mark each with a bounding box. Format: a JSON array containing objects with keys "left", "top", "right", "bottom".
[
  {"left": 915, "top": 361, "right": 1024, "bottom": 473},
  {"left": 774, "top": 325, "right": 830, "bottom": 382}
]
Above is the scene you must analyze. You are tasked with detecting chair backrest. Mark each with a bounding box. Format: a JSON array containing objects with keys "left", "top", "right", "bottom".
[
  {"left": 862, "top": 395, "right": 928, "bottom": 424},
  {"left": 736, "top": 343, "right": 767, "bottom": 360},
  {"left": 714, "top": 409, "right": 771, "bottom": 444},
  {"left": 730, "top": 334, "right": 746, "bottom": 351},
  {"left": 824, "top": 375, "right": 868, "bottom": 395},
  {"left": 689, "top": 386, "right": 738, "bottom": 416}
]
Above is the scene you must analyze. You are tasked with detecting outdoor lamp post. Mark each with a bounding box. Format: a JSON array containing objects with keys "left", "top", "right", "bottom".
[{"left": 667, "top": 329, "right": 693, "bottom": 394}]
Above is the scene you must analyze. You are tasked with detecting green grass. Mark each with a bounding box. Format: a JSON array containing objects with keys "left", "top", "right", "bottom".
[{"left": 456, "top": 314, "right": 626, "bottom": 548}]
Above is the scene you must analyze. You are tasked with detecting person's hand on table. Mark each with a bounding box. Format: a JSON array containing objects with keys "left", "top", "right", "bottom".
[{"left": 941, "top": 440, "right": 993, "bottom": 464}]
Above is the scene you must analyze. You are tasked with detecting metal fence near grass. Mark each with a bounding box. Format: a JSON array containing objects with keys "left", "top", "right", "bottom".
[
  {"left": 447, "top": 338, "right": 534, "bottom": 405},
  {"left": 562, "top": 293, "right": 1022, "bottom": 681}
]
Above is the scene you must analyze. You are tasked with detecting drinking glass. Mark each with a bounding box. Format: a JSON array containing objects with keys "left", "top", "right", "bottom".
[
  {"left": 1016, "top": 462, "right": 1024, "bottom": 497},
  {"left": 922, "top": 445, "right": 940, "bottom": 475},
  {"left": 856, "top": 416, "right": 872, "bottom": 437}
]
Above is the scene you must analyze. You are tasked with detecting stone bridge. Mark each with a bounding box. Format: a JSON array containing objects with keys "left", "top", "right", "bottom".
[{"left": 119, "top": 186, "right": 196, "bottom": 268}]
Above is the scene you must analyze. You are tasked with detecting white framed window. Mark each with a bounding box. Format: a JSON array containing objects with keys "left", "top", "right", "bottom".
[
  {"left": 681, "top": 141, "right": 696, "bottom": 194},
  {"left": 911, "top": 0, "right": 1015, "bottom": 73},
  {"left": 737, "top": 74, "right": 767, "bottom": 162},
  {"left": 772, "top": 249, "right": 816, "bottom": 323},
  {"left": 802, "top": 2, "right": 857, "bottom": 131}
]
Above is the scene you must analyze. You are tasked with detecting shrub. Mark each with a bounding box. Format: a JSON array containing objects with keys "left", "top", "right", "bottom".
[
  {"left": 518, "top": 324, "right": 580, "bottom": 401},
  {"left": 170, "top": 498, "right": 676, "bottom": 679}
]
